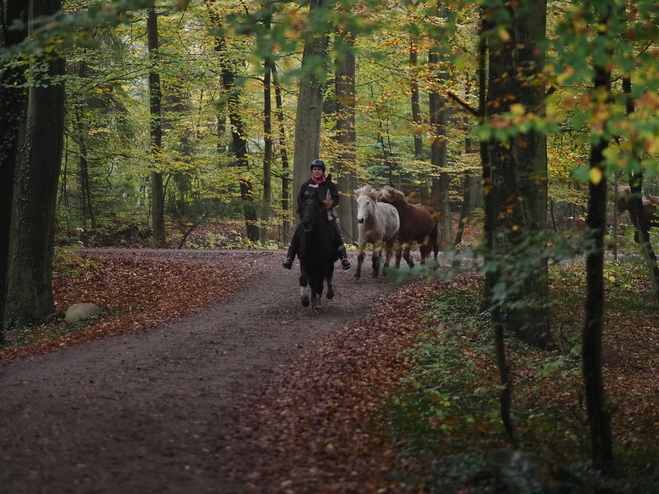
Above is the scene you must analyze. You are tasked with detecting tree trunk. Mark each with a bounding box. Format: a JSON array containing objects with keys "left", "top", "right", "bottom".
[
  {"left": 429, "top": 3, "right": 452, "bottom": 249},
  {"left": 410, "top": 40, "right": 425, "bottom": 204},
  {"left": 207, "top": 1, "right": 259, "bottom": 241},
  {"left": 479, "top": 13, "right": 517, "bottom": 439},
  {"left": 271, "top": 65, "right": 292, "bottom": 243},
  {"left": 454, "top": 172, "right": 472, "bottom": 246},
  {"left": 582, "top": 22, "right": 614, "bottom": 474},
  {"left": 73, "top": 105, "right": 97, "bottom": 230},
  {"left": 4, "top": 0, "right": 65, "bottom": 329},
  {"left": 335, "top": 29, "right": 357, "bottom": 245},
  {"left": 0, "top": 0, "right": 29, "bottom": 341},
  {"left": 485, "top": 0, "right": 549, "bottom": 348},
  {"left": 293, "top": 0, "right": 329, "bottom": 204},
  {"left": 260, "top": 15, "right": 274, "bottom": 244},
  {"left": 621, "top": 75, "right": 659, "bottom": 295},
  {"left": 148, "top": 8, "right": 166, "bottom": 247}
]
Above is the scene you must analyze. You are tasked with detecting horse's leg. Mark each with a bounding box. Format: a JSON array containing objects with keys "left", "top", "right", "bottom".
[
  {"left": 354, "top": 244, "right": 366, "bottom": 280},
  {"left": 371, "top": 240, "right": 382, "bottom": 278},
  {"left": 311, "top": 277, "right": 324, "bottom": 312},
  {"left": 403, "top": 242, "right": 414, "bottom": 268},
  {"left": 382, "top": 239, "right": 394, "bottom": 276},
  {"left": 419, "top": 240, "right": 428, "bottom": 265},
  {"left": 299, "top": 271, "right": 310, "bottom": 307},
  {"left": 326, "top": 271, "right": 334, "bottom": 299},
  {"left": 394, "top": 240, "right": 403, "bottom": 268}
]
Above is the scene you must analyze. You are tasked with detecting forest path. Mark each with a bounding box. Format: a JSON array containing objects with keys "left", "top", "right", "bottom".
[{"left": 0, "top": 251, "right": 401, "bottom": 494}]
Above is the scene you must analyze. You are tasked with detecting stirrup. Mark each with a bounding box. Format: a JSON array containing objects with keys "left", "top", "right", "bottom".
[
  {"left": 341, "top": 258, "right": 351, "bottom": 269},
  {"left": 282, "top": 257, "right": 293, "bottom": 269}
]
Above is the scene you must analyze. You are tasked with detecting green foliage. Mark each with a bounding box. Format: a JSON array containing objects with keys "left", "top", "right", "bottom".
[
  {"left": 382, "top": 261, "right": 659, "bottom": 491},
  {"left": 52, "top": 247, "right": 98, "bottom": 279}
]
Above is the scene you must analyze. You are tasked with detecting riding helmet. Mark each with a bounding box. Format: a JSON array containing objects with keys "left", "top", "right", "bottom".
[{"left": 310, "top": 159, "right": 326, "bottom": 172}]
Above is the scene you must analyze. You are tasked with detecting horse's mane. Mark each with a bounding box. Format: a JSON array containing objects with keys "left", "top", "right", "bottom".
[
  {"left": 355, "top": 184, "right": 379, "bottom": 200},
  {"left": 379, "top": 185, "right": 408, "bottom": 204},
  {"left": 295, "top": 189, "right": 331, "bottom": 217}
]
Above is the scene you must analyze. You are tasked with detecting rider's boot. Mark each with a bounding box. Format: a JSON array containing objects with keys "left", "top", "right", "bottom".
[
  {"left": 338, "top": 245, "right": 351, "bottom": 269},
  {"left": 282, "top": 244, "right": 295, "bottom": 269}
]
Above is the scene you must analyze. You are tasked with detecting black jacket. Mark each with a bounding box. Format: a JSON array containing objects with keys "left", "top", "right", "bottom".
[{"left": 297, "top": 177, "right": 339, "bottom": 209}]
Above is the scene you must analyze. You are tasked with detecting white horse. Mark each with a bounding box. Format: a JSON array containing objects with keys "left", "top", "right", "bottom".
[{"left": 354, "top": 185, "right": 400, "bottom": 280}]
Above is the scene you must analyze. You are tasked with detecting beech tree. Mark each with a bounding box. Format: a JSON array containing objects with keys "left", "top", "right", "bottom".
[
  {"left": 148, "top": 7, "right": 166, "bottom": 247},
  {"left": 3, "top": 0, "right": 66, "bottom": 330},
  {"left": 481, "top": 0, "right": 550, "bottom": 349},
  {"left": 0, "top": 0, "right": 28, "bottom": 341},
  {"left": 292, "top": 0, "right": 330, "bottom": 201}
]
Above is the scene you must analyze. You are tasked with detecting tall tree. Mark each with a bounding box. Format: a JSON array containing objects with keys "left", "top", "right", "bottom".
[
  {"left": 207, "top": 0, "right": 259, "bottom": 241},
  {"left": 3, "top": 0, "right": 66, "bottom": 329},
  {"left": 259, "top": 7, "right": 275, "bottom": 244},
  {"left": 581, "top": 1, "right": 614, "bottom": 473},
  {"left": 292, "top": 0, "right": 330, "bottom": 202},
  {"left": 428, "top": 2, "right": 452, "bottom": 249},
  {"left": 484, "top": 0, "right": 549, "bottom": 348},
  {"left": 335, "top": 28, "right": 357, "bottom": 243},
  {"left": 272, "top": 64, "right": 292, "bottom": 243},
  {"left": 261, "top": 53, "right": 274, "bottom": 244},
  {"left": 147, "top": 7, "right": 166, "bottom": 247},
  {"left": 0, "top": 0, "right": 28, "bottom": 341}
]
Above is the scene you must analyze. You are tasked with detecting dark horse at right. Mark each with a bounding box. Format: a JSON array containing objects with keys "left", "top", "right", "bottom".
[
  {"left": 378, "top": 185, "right": 440, "bottom": 268},
  {"left": 297, "top": 191, "right": 339, "bottom": 312}
]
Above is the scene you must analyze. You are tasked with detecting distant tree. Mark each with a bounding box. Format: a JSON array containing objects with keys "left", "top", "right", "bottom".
[
  {"left": 147, "top": 7, "right": 166, "bottom": 247},
  {"left": 334, "top": 27, "right": 357, "bottom": 243},
  {"left": 207, "top": 0, "right": 259, "bottom": 241},
  {"left": 429, "top": 3, "right": 452, "bottom": 249}
]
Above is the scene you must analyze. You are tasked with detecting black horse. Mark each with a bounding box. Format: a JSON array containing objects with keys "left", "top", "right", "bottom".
[{"left": 297, "top": 192, "right": 339, "bottom": 312}]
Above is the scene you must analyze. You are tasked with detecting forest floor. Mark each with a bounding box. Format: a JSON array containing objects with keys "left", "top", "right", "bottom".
[
  {"left": 0, "top": 247, "right": 449, "bottom": 494},
  {"left": 1, "top": 223, "right": 659, "bottom": 493}
]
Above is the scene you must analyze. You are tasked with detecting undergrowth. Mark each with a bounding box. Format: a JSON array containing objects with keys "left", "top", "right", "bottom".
[{"left": 381, "top": 258, "right": 659, "bottom": 493}]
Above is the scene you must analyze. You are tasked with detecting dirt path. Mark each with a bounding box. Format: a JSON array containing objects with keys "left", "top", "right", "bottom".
[{"left": 0, "top": 251, "right": 402, "bottom": 494}]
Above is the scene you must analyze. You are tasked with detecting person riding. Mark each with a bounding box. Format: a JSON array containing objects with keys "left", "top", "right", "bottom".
[{"left": 282, "top": 159, "right": 352, "bottom": 270}]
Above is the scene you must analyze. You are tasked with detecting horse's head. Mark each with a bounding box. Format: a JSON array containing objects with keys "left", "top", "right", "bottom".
[
  {"left": 300, "top": 192, "right": 329, "bottom": 232},
  {"left": 379, "top": 185, "right": 407, "bottom": 205},
  {"left": 355, "top": 188, "right": 378, "bottom": 224}
]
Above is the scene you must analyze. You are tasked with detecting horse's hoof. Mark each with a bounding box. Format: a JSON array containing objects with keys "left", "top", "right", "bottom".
[
  {"left": 301, "top": 295, "right": 310, "bottom": 307},
  {"left": 353, "top": 273, "right": 361, "bottom": 280},
  {"left": 327, "top": 289, "right": 334, "bottom": 300}
]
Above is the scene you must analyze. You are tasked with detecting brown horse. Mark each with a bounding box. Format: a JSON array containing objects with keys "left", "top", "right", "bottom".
[{"left": 378, "top": 185, "right": 440, "bottom": 268}]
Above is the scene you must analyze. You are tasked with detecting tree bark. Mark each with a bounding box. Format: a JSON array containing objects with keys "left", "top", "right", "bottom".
[
  {"left": 479, "top": 12, "right": 517, "bottom": 439},
  {"left": 147, "top": 8, "right": 166, "bottom": 247},
  {"left": 335, "top": 29, "right": 357, "bottom": 244},
  {"left": 485, "top": 0, "right": 549, "bottom": 348},
  {"left": 582, "top": 14, "right": 614, "bottom": 472},
  {"left": 0, "top": 0, "right": 29, "bottom": 340},
  {"left": 429, "top": 3, "right": 452, "bottom": 249},
  {"left": 207, "top": 1, "right": 259, "bottom": 241},
  {"left": 271, "top": 64, "right": 292, "bottom": 243},
  {"left": 4, "top": 0, "right": 65, "bottom": 329},
  {"left": 293, "top": 0, "right": 329, "bottom": 204},
  {"left": 260, "top": 14, "right": 274, "bottom": 244},
  {"left": 621, "top": 75, "right": 659, "bottom": 295}
]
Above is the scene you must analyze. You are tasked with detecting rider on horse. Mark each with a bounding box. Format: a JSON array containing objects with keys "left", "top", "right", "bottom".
[{"left": 282, "top": 159, "right": 352, "bottom": 270}]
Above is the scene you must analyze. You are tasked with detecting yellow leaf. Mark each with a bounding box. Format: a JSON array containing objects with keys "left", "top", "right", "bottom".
[
  {"left": 589, "top": 167, "right": 603, "bottom": 185},
  {"left": 510, "top": 103, "right": 525, "bottom": 115}
]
